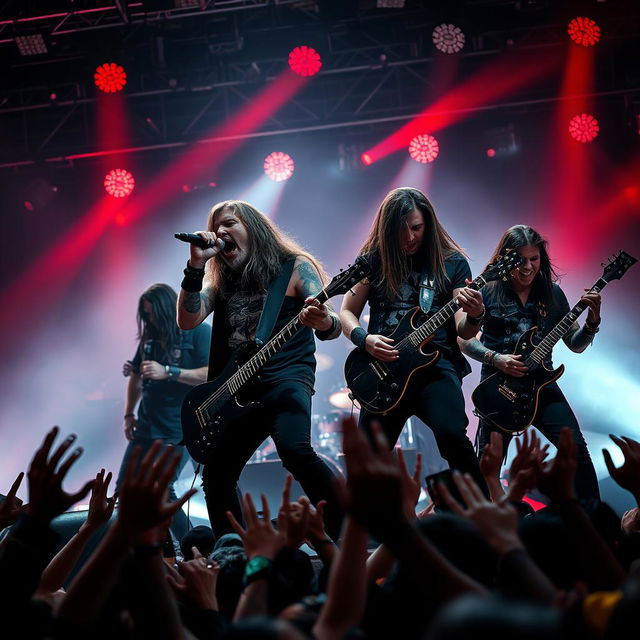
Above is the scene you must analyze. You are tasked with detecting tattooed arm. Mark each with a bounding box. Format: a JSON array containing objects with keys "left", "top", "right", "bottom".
[
  {"left": 177, "top": 283, "right": 216, "bottom": 330},
  {"left": 294, "top": 257, "right": 342, "bottom": 340}
]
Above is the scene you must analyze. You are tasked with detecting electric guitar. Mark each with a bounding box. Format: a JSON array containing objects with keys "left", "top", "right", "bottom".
[
  {"left": 344, "top": 251, "right": 523, "bottom": 414},
  {"left": 181, "top": 257, "right": 370, "bottom": 464},
  {"left": 471, "top": 251, "right": 637, "bottom": 434}
]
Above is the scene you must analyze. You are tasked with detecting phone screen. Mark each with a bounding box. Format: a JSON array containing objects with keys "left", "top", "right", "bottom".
[{"left": 425, "top": 468, "right": 464, "bottom": 512}]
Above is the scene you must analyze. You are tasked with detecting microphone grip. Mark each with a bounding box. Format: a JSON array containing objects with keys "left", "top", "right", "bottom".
[{"left": 175, "top": 232, "right": 212, "bottom": 250}]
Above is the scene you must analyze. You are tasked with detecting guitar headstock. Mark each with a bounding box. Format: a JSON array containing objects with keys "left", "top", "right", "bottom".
[
  {"left": 481, "top": 250, "right": 524, "bottom": 283},
  {"left": 322, "top": 256, "right": 371, "bottom": 300},
  {"left": 602, "top": 251, "right": 638, "bottom": 282}
]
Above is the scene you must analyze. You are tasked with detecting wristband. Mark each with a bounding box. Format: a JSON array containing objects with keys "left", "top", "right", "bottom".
[
  {"left": 350, "top": 327, "right": 369, "bottom": 349},
  {"left": 124, "top": 412, "right": 135, "bottom": 419},
  {"left": 165, "top": 365, "right": 180, "bottom": 380},
  {"left": 243, "top": 555, "right": 273, "bottom": 587},
  {"left": 483, "top": 350, "right": 496, "bottom": 366},
  {"left": 315, "top": 314, "right": 337, "bottom": 340},
  {"left": 467, "top": 307, "right": 485, "bottom": 326},
  {"left": 182, "top": 260, "right": 205, "bottom": 292}
]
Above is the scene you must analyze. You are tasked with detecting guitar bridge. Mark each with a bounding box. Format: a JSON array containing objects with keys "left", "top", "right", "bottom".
[
  {"left": 369, "top": 361, "right": 388, "bottom": 381},
  {"left": 498, "top": 383, "right": 517, "bottom": 402}
]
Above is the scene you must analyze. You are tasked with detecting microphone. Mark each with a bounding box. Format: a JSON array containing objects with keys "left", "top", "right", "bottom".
[{"left": 174, "top": 232, "right": 225, "bottom": 251}]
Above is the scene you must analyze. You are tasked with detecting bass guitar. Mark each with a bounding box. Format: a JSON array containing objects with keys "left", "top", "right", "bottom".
[
  {"left": 344, "top": 251, "right": 523, "bottom": 414},
  {"left": 181, "top": 257, "right": 370, "bottom": 464},
  {"left": 471, "top": 251, "right": 637, "bottom": 433}
]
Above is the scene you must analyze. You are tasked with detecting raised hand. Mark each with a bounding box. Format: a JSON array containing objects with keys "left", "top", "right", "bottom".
[
  {"left": 480, "top": 432, "right": 503, "bottom": 482},
  {"left": 167, "top": 547, "right": 220, "bottom": 611},
  {"left": 536, "top": 427, "right": 577, "bottom": 503},
  {"left": 83, "top": 469, "right": 116, "bottom": 532},
  {"left": 509, "top": 429, "right": 549, "bottom": 481},
  {"left": 0, "top": 471, "right": 25, "bottom": 529},
  {"left": 226, "top": 492, "right": 287, "bottom": 560},
  {"left": 303, "top": 499, "right": 329, "bottom": 546},
  {"left": 116, "top": 441, "right": 196, "bottom": 537},
  {"left": 396, "top": 448, "right": 423, "bottom": 519},
  {"left": 337, "top": 417, "right": 404, "bottom": 538},
  {"left": 278, "top": 474, "right": 310, "bottom": 549},
  {"left": 26, "top": 427, "right": 94, "bottom": 523},
  {"left": 603, "top": 435, "right": 640, "bottom": 502},
  {"left": 438, "top": 472, "right": 521, "bottom": 556}
]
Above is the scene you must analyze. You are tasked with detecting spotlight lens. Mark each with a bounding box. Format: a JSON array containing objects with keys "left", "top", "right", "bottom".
[
  {"left": 432, "top": 24, "right": 466, "bottom": 54},
  {"left": 408, "top": 134, "right": 440, "bottom": 163},
  {"left": 288, "top": 46, "right": 322, "bottom": 77},
  {"left": 94, "top": 63, "right": 127, "bottom": 93},
  {"left": 264, "top": 152, "right": 295, "bottom": 182},
  {"left": 104, "top": 168, "right": 135, "bottom": 197},
  {"left": 567, "top": 17, "right": 601, "bottom": 47},
  {"left": 568, "top": 113, "right": 599, "bottom": 143}
]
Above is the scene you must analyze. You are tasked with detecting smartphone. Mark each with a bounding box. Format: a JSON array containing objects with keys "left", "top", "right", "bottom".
[{"left": 425, "top": 468, "right": 464, "bottom": 512}]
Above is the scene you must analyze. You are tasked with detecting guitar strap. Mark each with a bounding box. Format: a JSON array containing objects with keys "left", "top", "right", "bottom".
[
  {"left": 418, "top": 266, "right": 435, "bottom": 314},
  {"left": 255, "top": 258, "right": 296, "bottom": 346},
  {"left": 207, "top": 257, "right": 296, "bottom": 381}
]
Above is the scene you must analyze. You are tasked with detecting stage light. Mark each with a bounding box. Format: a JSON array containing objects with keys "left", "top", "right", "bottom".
[
  {"left": 432, "top": 24, "right": 465, "bottom": 54},
  {"left": 288, "top": 46, "right": 322, "bottom": 77},
  {"left": 264, "top": 152, "right": 294, "bottom": 182},
  {"left": 569, "top": 113, "right": 599, "bottom": 143},
  {"left": 94, "top": 63, "right": 127, "bottom": 93},
  {"left": 408, "top": 134, "right": 440, "bottom": 163},
  {"left": 361, "top": 152, "right": 373, "bottom": 166},
  {"left": 567, "top": 17, "right": 600, "bottom": 47},
  {"left": 486, "top": 148, "right": 496, "bottom": 158},
  {"left": 15, "top": 34, "right": 47, "bottom": 56},
  {"left": 104, "top": 169, "right": 135, "bottom": 198},
  {"left": 377, "top": 0, "right": 405, "bottom": 7}
]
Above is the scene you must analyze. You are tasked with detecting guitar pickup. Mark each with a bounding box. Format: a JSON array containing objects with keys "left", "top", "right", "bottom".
[
  {"left": 369, "top": 361, "right": 388, "bottom": 381},
  {"left": 498, "top": 384, "right": 517, "bottom": 402}
]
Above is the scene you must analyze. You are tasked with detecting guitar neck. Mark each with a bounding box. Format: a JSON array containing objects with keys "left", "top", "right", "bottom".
[
  {"left": 525, "top": 277, "right": 608, "bottom": 366},
  {"left": 409, "top": 276, "right": 487, "bottom": 345},
  {"left": 223, "top": 290, "right": 328, "bottom": 395}
]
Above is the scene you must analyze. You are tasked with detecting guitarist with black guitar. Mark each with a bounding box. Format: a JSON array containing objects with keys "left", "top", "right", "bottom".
[
  {"left": 340, "top": 187, "right": 488, "bottom": 493},
  {"left": 177, "top": 200, "right": 344, "bottom": 539},
  {"left": 460, "top": 225, "right": 603, "bottom": 501}
]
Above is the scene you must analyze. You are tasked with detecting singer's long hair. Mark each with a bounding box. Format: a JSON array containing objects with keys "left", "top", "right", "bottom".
[
  {"left": 485, "top": 225, "right": 560, "bottom": 308},
  {"left": 205, "top": 200, "right": 327, "bottom": 294},
  {"left": 137, "top": 283, "right": 181, "bottom": 361},
  {"left": 361, "top": 187, "right": 465, "bottom": 299}
]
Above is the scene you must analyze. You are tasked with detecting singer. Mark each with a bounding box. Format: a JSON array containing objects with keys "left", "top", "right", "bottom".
[
  {"left": 118, "top": 283, "right": 211, "bottom": 546},
  {"left": 177, "top": 200, "right": 343, "bottom": 540},
  {"left": 339, "top": 187, "right": 488, "bottom": 491}
]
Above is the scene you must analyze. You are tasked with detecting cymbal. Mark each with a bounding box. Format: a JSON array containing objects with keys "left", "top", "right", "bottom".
[
  {"left": 329, "top": 387, "right": 356, "bottom": 410},
  {"left": 315, "top": 352, "right": 334, "bottom": 372}
]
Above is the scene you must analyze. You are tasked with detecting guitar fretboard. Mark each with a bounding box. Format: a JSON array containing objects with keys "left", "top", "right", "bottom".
[
  {"left": 401, "top": 276, "right": 487, "bottom": 350},
  {"left": 524, "top": 277, "right": 607, "bottom": 368}
]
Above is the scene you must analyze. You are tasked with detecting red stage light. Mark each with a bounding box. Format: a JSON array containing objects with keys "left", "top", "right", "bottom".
[
  {"left": 361, "top": 152, "right": 373, "bottom": 166},
  {"left": 104, "top": 169, "right": 135, "bottom": 197},
  {"left": 94, "top": 63, "right": 127, "bottom": 93},
  {"left": 486, "top": 148, "right": 496, "bottom": 158},
  {"left": 568, "top": 113, "right": 599, "bottom": 143},
  {"left": 288, "top": 46, "right": 322, "bottom": 77},
  {"left": 567, "top": 17, "right": 601, "bottom": 47},
  {"left": 264, "top": 152, "right": 294, "bottom": 182},
  {"left": 408, "top": 134, "right": 440, "bottom": 163}
]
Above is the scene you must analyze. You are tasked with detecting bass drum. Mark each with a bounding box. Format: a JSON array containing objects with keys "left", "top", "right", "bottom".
[{"left": 238, "top": 453, "right": 343, "bottom": 517}]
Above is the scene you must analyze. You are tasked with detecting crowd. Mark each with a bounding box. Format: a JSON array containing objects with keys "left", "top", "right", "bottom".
[{"left": 1, "top": 418, "right": 639, "bottom": 639}]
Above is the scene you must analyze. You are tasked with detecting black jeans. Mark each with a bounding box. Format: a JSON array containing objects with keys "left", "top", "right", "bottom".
[
  {"left": 359, "top": 360, "right": 488, "bottom": 495},
  {"left": 477, "top": 381, "right": 600, "bottom": 501},
  {"left": 202, "top": 380, "right": 342, "bottom": 540}
]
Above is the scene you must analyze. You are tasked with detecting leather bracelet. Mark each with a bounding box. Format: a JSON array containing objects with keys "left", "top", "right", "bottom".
[
  {"left": 315, "top": 314, "right": 338, "bottom": 340},
  {"left": 124, "top": 412, "right": 135, "bottom": 419},
  {"left": 467, "top": 307, "right": 485, "bottom": 326},
  {"left": 350, "top": 326, "right": 368, "bottom": 349},
  {"left": 184, "top": 260, "right": 205, "bottom": 276}
]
